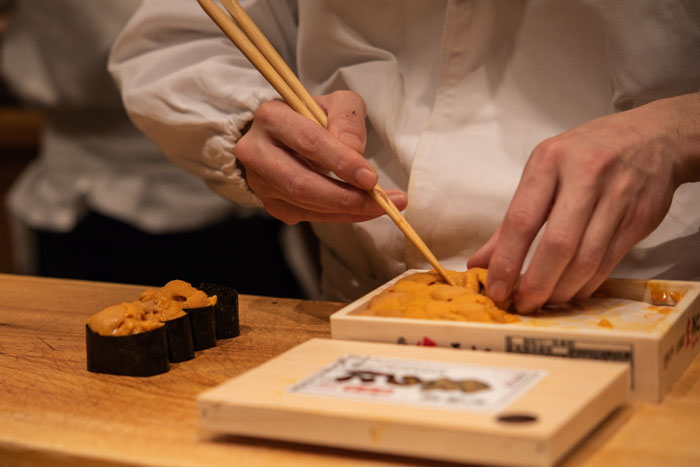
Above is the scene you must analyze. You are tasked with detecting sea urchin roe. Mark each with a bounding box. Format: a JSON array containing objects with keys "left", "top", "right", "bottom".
[
  {"left": 88, "top": 280, "right": 217, "bottom": 337},
  {"left": 597, "top": 318, "right": 614, "bottom": 328},
  {"left": 140, "top": 279, "right": 217, "bottom": 309},
  {"left": 361, "top": 268, "right": 519, "bottom": 323},
  {"left": 87, "top": 302, "right": 163, "bottom": 336},
  {"left": 141, "top": 298, "right": 186, "bottom": 322}
]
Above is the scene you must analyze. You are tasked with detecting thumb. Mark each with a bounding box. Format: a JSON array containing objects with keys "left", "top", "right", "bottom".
[
  {"left": 317, "top": 90, "right": 368, "bottom": 154},
  {"left": 467, "top": 226, "right": 501, "bottom": 270}
]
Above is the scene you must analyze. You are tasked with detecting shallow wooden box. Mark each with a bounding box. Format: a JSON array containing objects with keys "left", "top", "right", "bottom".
[
  {"left": 198, "top": 338, "right": 628, "bottom": 467},
  {"left": 330, "top": 270, "right": 700, "bottom": 402}
]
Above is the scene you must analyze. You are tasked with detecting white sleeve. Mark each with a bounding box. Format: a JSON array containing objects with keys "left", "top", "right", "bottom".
[{"left": 108, "top": 0, "right": 298, "bottom": 207}]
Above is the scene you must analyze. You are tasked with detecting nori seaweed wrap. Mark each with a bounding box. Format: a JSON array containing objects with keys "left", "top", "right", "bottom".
[
  {"left": 163, "top": 313, "right": 195, "bottom": 362},
  {"left": 86, "top": 325, "right": 169, "bottom": 376},
  {"left": 198, "top": 282, "right": 240, "bottom": 339},
  {"left": 185, "top": 305, "right": 217, "bottom": 350}
]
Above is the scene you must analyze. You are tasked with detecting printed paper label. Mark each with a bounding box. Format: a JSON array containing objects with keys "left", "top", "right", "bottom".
[{"left": 288, "top": 354, "right": 546, "bottom": 413}]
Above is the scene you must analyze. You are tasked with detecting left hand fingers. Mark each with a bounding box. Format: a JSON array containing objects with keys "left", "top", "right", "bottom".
[
  {"left": 483, "top": 141, "right": 559, "bottom": 305},
  {"left": 546, "top": 189, "right": 625, "bottom": 304},
  {"left": 512, "top": 165, "right": 600, "bottom": 313},
  {"left": 573, "top": 194, "right": 667, "bottom": 301}
]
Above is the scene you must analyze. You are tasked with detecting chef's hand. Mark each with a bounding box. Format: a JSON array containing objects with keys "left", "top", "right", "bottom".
[
  {"left": 469, "top": 92, "right": 700, "bottom": 314},
  {"left": 233, "top": 90, "right": 407, "bottom": 224}
]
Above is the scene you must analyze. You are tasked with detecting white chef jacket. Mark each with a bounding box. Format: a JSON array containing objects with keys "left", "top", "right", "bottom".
[
  {"left": 110, "top": 0, "right": 700, "bottom": 301},
  {"left": 1, "top": 0, "right": 244, "bottom": 235}
]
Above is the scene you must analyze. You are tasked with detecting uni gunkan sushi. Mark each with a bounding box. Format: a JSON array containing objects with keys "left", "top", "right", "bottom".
[
  {"left": 86, "top": 301, "right": 170, "bottom": 376},
  {"left": 86, "top": 279, "right": 236, "bottom": 376},
  {"left": 140, "top": 280, "right": 218, "bottom": 351},
  {"left": 139, "top": 295, "right": 195, "bottom": 363}
]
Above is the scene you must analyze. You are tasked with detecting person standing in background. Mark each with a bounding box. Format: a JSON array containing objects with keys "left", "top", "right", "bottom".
[{"left": 0, "top": 0, "right": 310, "bottom": 298}]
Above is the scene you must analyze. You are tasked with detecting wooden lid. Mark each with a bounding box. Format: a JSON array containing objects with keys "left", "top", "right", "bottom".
[{"left": 198, "top": 338, "right": 629, "bottom": 466}]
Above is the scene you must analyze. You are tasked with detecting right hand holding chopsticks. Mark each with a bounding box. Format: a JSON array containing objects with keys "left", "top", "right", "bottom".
[{"left": 234, "top": 90, "right": 408, "bottom": 225}]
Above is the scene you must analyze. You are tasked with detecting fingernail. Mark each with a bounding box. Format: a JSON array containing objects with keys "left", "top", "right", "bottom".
[
  {"left": 488, "top": 280, "right": 509, "bottom": 302},
  {"left": 354, "top": 167, "right": 377, "bottom": 188},
  {"left": 514, "top": 297, "right": 537, "bottom": 314}
]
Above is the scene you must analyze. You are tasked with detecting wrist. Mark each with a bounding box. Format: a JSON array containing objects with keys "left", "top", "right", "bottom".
[{"left": 654, "top": 92, "right": 700, "bottom": 185}]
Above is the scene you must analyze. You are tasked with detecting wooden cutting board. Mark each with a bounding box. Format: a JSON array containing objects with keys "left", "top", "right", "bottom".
[{"left": 198, "top": 338, "right": 629, "bottom": 467}]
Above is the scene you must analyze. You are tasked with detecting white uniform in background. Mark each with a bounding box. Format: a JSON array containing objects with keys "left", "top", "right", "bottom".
[
  {"left": 110, "top": 0, "right": 700, "bottom": 301},
  {"left": 1, "top": 0, "right": 250, "bottom": 271}
]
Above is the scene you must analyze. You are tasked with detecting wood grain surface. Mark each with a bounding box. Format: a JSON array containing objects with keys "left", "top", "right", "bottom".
[{"left": 1, "top": 273, "right": 699, "bottom": 467}]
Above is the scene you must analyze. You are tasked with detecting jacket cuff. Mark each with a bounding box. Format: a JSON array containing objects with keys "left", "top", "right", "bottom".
[{"left": 201, "top": 109, "right": 263, "bottom": 207}]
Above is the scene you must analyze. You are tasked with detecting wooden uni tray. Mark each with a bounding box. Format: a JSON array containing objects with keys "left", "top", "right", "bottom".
[{"left": 330, "top": 271, "right": 700, "bottom": 402}]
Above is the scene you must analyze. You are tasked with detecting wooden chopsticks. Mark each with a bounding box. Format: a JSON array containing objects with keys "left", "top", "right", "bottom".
[{"left": 197, "top": 0, "right": 456, "bottom": 286}]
